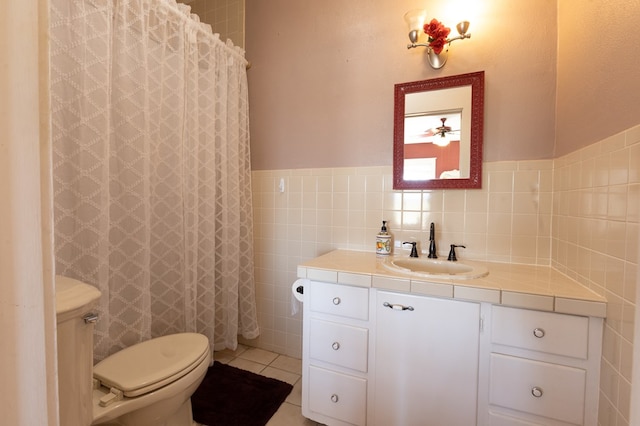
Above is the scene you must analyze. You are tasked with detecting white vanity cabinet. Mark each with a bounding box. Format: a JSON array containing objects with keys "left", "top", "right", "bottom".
[
  {"left": 302, "top": 280, "right": 371, "bottom": 426},
  {"left": 302, "top": 281, "right": 482, "bottom": 426},
  {"left": 483, "top": 305, "right": 603, "bottom": 426},
  {"left": 299, "top": 251, "right": 605, "bottom": 426},
  {"left": 373, "top": 290, "right": 481, "bottom": 426}
]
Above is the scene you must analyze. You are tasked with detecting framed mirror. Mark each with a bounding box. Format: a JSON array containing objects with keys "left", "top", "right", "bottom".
[{"left": 393, "top": 71, "right": 484, "bottom": 190}]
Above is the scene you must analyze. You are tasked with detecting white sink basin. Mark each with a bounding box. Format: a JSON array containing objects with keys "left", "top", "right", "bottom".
[{"left": 382, "top": 257, "right": 489, "bottom": 280}]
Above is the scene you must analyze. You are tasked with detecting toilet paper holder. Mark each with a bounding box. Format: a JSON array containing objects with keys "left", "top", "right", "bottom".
[{"left": 291, "top": 279, "right": 307, "bottom": 305}]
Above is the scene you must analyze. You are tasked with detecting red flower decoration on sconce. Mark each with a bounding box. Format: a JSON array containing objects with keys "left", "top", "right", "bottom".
[
  {"left": 423, "top": 19, "right": 451, "bottom": 54},
  {"left": 404, "top": 9, "right": 471, "bottom": 69}
]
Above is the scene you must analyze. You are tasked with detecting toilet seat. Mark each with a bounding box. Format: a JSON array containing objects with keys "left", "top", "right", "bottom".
[{"left": 94, "top": 333, "right": 209, "bottom": 398}]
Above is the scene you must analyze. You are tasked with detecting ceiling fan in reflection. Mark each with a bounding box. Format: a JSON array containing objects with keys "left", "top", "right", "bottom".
[{"left": 423, "top": 118, "right": 459, "bottom": 146}]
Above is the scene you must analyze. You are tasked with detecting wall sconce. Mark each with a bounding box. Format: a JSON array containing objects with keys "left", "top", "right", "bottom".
[{"left": 404, "top": 9, "right": 471, "bottom": 69}]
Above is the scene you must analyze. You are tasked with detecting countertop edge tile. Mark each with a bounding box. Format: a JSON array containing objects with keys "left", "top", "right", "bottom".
[
  {"left": 501, "top": 291, "right": 554, "bottom": 311},
  {"left": 555, "top": 298, "right": 607, "bottom": 318},
  {"left": 307, "top": 268, "right": 338, "bottom": 283},
  {"left": 299, "top": 250, "right": 608, "bottom": 317},
  {"left": 411, "top": 280, "right": 454, "bottom": 298},
  {"left": 454, "top": 285, "right": 501, "bottom": 304},
  {"left": 297, "top": 266, "right": 307, "bottom": 278},
  {"left": 372, "top": 276, "right": 410, "bottom": 292},
  {"left": 338, "top": 272, "right": 372, "bottom": 287}
]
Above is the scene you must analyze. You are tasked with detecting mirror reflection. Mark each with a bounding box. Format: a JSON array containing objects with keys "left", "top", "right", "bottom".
[
  {"left": 404, "top": 110, "right": 465, "bottom": 180},
  {"left": 393, "top": 71, "right": 484, "bottom": 190}
]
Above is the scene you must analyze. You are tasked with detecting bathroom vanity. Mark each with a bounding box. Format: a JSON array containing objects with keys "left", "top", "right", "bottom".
[{"left": 298, "top": 250, "right": 606, "bottom": 426}]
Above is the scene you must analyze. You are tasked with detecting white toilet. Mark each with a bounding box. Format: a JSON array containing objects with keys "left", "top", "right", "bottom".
[{"left": 55, "top": 275, "right": 211, "bottom": 426}]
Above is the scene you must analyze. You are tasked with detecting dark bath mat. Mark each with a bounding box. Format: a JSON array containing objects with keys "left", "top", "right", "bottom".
[{"left": 191, "top": 361, "right": 294, "bottom": 426}]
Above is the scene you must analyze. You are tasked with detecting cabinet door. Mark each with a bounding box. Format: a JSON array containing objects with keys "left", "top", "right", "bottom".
[{"left": 374, "top": 291, "right": 480, "bottom": 426}]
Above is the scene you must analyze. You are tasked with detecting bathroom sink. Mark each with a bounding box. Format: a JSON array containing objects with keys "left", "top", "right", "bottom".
[{"left": 382, "top": 257, "right": 489, "bottom": 280}]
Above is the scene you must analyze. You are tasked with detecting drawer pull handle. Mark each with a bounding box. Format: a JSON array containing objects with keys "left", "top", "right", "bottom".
[
  {"left": 83, "top": 313, "right": 99, "bottom": 324},
  {"left": 533, "top": 328, "right": 545, "bottom": 338},
  {"left": 383, "top": 302, "right": 414, "bottom": 311},
  {"left": 332, "top": 342, "right": 340, "bottom": 350},
  {"left": 331, "top": 394, "right": 339, "bottom": 403},
  {"left": 531, "top": 387, "right": 543, "bottom": 397},
  {"left": 332, "top": 297, "right": 341, "bottom": 305}
]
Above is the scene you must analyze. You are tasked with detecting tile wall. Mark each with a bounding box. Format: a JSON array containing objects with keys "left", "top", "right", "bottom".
[
  {"left": 185, "top": 0, "right": 245, "bottom": 48},
  {"left": 552, "top": 125, "right": 640, "bottom": 425},
  {"left": 247, "top": 159, "right": 555, "bottom": 358},
  {"left": 248, "top": 124, "right": 640, "bottom": 424}
]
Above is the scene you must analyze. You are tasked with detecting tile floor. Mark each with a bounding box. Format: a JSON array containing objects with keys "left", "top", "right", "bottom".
[{"left": 210, "top": 344, "right": 323, "bottom": 426}]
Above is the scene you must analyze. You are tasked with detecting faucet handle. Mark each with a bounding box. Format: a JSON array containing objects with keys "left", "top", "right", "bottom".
[
  {"left": 403, "top": 241, "right": 419, "bottom": 258},
  {"left": 447, "top": 244, "right": 466, "bottom": 261}
]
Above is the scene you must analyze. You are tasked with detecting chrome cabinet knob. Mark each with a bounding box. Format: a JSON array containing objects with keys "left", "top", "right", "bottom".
[
  {"left": 332, "top": 297, "right": 341, "bottom": 305},
  {"left": 531, "top": 387, "right": 544, "bottom": 398},
  {"left": 533, "top": 328, "right": 545, "bottom": 338},
  {"left": 331, "top": 394, "right": 339, "bottom": 403},
  {"left": 332, "top": 342, "right": 340, "bottom": 350}
]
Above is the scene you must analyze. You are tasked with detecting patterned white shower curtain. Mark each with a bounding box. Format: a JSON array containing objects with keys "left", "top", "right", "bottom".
[{"left": 50, "top": 0, "right": 259, "bottom": 360}]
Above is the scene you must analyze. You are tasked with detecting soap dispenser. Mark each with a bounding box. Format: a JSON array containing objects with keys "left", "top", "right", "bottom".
[{"left": 376, "top": 220, "right": 392, "bottom": 256}]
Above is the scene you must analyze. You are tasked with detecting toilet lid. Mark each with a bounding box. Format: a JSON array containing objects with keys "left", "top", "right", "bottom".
[{"left": 93, "top": 333, "right": 209, "bottom": 397}]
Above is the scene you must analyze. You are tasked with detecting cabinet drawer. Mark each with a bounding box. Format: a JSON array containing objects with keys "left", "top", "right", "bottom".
[
  {"left": 309, "top": 281, "right": 369, "bottom": 320},
  {"left": 491, "top": 306, "right": 588, "bottom": 359},
  {"left": 488, "top": 411, "right": 544, "bottom": 425},
  {"left": 309, "top": 319, "right": 368, "bottom": 372},
  {"left": 490, "top": 354, "right": 586, "bottom": 425},
  {"left": 308, "top": 366, "right": 367, "bottom": 426}
]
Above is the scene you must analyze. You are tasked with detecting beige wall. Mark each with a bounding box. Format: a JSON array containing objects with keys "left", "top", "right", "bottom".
[
  {"left": 246, "top": 0, "right": 640, "bottom": 168},
  {"left": 246, "top": 0, "right": 558, "bottom": 170},
  {"left": 556, "top": 0, "right": 640, "bottom": 157}
]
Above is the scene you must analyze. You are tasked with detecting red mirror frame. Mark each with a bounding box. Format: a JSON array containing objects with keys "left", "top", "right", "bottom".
[{"left": 393, "top": 71, "right": 484, "bottom": 190}]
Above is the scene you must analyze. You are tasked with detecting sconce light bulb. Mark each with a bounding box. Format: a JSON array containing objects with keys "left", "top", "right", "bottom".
[{"left": 404, "top": 9, "right": 427, "bottom": 32}]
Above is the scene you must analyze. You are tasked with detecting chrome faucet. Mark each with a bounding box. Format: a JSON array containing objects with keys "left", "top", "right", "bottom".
[{"left": 428, "top": 222, "right": 437, "bottom": 258}]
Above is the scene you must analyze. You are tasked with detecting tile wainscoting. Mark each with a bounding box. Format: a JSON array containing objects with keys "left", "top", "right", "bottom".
[
  {"left": 245, "top": 123, "right": 639, "bottom": 425},
  {"left": 247, "top": 159, "right": 555, "bottom": 358},
  {"left": 552, "top": 125, "right": 639, "bottom": 425}
]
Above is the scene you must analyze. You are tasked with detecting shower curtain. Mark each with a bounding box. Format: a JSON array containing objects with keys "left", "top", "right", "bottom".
[{"left": 50, "top": 0, "right": 259, "bottom": 360}]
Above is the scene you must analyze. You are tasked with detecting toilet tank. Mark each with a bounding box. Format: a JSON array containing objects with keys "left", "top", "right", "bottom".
[{"left": 55, "top": 276, "right": 101, "bottom": 426}]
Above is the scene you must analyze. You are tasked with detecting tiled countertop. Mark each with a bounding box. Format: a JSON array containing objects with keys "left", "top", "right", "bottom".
[{"left": 297, "top": 250, "right": 606, "bottom": 318}]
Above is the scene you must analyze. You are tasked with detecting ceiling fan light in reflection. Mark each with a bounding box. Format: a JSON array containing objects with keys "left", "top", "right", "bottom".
[
  {"left": 433, "top": 132, "right": 451, "bottom": 147},
  {"left": 431, "top": 117, "right": 453, "bottom": 146}
]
